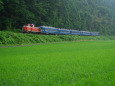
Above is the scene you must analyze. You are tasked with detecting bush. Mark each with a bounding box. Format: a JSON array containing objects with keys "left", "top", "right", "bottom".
[{"left": 0, "top": 31, "right": 115, "bottom": 45}]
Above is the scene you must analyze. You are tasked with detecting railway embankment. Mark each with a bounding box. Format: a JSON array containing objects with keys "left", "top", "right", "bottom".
[{"left": 0, "top": 31, "right": 115, "bottom": 46}]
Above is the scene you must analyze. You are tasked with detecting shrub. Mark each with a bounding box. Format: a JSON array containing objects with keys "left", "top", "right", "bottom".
[{"left": 0, "top": 31, "right": 115, "bottom": 45}]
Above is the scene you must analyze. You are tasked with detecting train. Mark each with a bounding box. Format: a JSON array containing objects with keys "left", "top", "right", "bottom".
[{"left": 22, "top": 24, "right": 99, "bottom": 36}]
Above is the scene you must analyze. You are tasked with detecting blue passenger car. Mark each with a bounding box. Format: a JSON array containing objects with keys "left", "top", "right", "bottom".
[
  {"left": 39, "top": 26, "right": 99, "bottom": 36},
  {"left": 71, "top": 30, "right": 81, "bottom": 35},
  {"left": 58, "top": 29, "right": 70, "bottom": 34},
  {"left": 39, "top": 26, "right": 58, "bottom": 34}
]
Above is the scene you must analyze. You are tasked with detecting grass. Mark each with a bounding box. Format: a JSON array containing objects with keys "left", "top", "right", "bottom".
[{"left": 0, "top": 40, "right": 115, "bottom": 86}]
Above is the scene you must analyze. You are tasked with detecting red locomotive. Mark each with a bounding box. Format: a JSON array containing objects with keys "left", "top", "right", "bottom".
[{"left": 22, "top": 24, "right": 41, "bottom": 33}]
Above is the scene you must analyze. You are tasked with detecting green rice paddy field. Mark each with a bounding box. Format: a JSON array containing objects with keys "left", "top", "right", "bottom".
[{"left": 0, "top": 40, "right": 115, "bottom": 86}]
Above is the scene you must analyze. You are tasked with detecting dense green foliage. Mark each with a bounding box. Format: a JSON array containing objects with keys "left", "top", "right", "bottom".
[
  {"left": 0, "top": 0, "right": 115, "bottom": 35},
  {"left": 0, "top": 31, "right": 115, "bottom": 45},
  {"left": 0, "top": 41, "right": 115, "bottom": 85}
]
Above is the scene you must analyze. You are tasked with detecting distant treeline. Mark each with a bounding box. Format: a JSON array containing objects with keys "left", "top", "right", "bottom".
[{"left": 0, "top": 0, "right": 115, "bottom": 35}]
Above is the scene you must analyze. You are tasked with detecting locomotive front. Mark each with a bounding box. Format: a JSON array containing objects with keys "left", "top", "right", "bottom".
[{"left": 22, "top": 24, "right": 42, "bottom": 33}]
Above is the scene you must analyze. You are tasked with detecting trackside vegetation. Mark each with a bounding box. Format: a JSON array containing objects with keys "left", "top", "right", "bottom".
[
  {"left": 0, "top": 31, "right": 115, "bottom": 46},
  {"left": 0, "top": 41, "right": 115, "bottom": 86}
]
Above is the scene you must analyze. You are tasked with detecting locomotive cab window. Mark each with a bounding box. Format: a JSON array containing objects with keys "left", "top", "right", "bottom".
[
  {"left": 39, "top": 28, "right": 41, "bottom": 31},
  {"left": 30, "top": 25, "right": 33, "bottom": 27}
]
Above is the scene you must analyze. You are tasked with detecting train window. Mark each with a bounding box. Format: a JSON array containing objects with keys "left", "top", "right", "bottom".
[
  {"left": 30, "top": 25, "right": 33, "bottom": 27},
  {"left": 39, "top": 28, "right": 41, "bottom": 31}
]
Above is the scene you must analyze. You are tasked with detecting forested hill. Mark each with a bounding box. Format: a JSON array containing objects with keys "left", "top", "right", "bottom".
[{"left": 0, "top": 0, "right": 115, "bottom": 35}]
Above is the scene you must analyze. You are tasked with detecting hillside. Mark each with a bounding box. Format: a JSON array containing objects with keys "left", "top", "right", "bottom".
[{"left": 0, "top": 0, "right": 115, "bottom": 35}]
